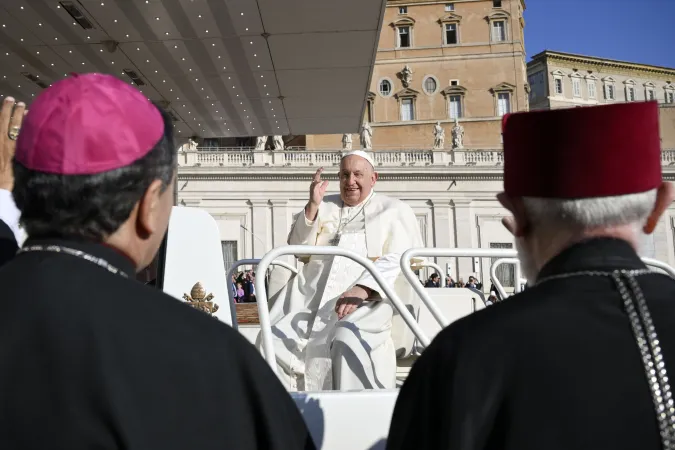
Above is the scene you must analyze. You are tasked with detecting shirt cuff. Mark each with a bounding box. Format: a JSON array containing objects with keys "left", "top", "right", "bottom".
[{"left": 0, "top": 189, "right": 22, "bottom": 242}]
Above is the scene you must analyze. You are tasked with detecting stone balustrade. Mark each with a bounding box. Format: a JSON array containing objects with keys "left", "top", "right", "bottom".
[
  {"left": 178, "top": 148, "right": 505, "bottom": 168},
  {"left": 178, "top": 148, "right": 675, "bottom": 169}
]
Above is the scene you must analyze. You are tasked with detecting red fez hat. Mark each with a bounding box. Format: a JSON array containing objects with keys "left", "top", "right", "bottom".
[
  {"left": 16, "top": 73, "right": 164, "bottom": 175},
  {"left": 502, "top": 101, "right": 662, "bottom": 198}
]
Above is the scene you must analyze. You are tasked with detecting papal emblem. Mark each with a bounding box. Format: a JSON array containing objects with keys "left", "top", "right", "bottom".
[{"left": 183, "top": 281, "right": 219, "bottom": 317}]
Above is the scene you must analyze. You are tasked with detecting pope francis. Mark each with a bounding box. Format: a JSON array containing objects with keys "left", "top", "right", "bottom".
[{"left": 257, "top": 151, "right": 423, "bottom": 392}]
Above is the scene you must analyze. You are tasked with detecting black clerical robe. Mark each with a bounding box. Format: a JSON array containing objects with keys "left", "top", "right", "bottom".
[
  {"left": 0, "top": 218, "right": 18, "bottom": 266},
  {"left": 0, "top": 238, "right": 314, "bottom": 450},
  {"left": 387, "top": 238, "right": 675, "bottom": 450}
]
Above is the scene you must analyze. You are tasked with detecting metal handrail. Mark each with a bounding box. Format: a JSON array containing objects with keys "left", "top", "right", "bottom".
[
  {"left": 416, "top": 261, "right": 444, "bottom": 279},
  {"left": 401, "top": 248, "right": 518, "bottom": 328},
  {"left": 255, "top": 246, "right": 431, "bottom": 374},
  {"left": 490, "top": 258, "right": 522, "bottom": 300},
  {"left": 401, "top": 250, "right": 675, "bottom": 324},
  {"left": 641, "top": 257, "right": 675, "bottom": 278},
  {"left": 226, "top": 258, "right": 299, "bottom": 329}
]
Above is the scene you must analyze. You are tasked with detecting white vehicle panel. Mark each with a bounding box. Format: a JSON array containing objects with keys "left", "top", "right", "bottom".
[{"left": 163, "top": 206, "right": 233, "bottom": 326}]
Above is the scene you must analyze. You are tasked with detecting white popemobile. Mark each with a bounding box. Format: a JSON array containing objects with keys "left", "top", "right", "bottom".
[{"left": 160, "top": 206, "right": 675, "bottom": 450}]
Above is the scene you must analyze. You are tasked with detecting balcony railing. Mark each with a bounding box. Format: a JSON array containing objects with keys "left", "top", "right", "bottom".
[
  {"left": 178, "top": 148, "right": 675, "bottom": 169},
  {"left": 178, "top": 148, "right": 504, "bottom": 168}
]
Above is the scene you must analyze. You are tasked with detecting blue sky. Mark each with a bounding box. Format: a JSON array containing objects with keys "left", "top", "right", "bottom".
[{"left": 524, "top": 0, "right": 673, "bottom": 69}]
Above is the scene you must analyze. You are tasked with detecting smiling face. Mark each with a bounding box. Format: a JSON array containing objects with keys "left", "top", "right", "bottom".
[{"left": 339, "top": 155, "right": 378, "bottom": 206}]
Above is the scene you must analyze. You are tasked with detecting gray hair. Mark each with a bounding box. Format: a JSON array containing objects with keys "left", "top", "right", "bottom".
[{"left": 522, "top": 189, "right": 657, "bottom": 229}]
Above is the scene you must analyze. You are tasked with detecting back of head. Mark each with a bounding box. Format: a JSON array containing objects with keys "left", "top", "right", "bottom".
[
  {"left": 500, "top": 102, "right": 672, "bottom": 280},
  {"left": 12, "top": 73, "right": 177, "bottom": 269}
]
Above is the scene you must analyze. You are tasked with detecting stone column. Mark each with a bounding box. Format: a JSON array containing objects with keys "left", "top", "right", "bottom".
[
  {"left": 250, "top": 200, "right": 270, "bottom": 258},
  {"left": 430, "top": 199, "right": 453, "bottom": 278},
  {"left": 452, "top": 199, "right": 474, "bottom": 280}
]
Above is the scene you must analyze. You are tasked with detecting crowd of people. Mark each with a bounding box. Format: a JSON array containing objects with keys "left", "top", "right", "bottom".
[
  {"left": 231, "top": 269, "right": 257, "bottom": 303},
  {"left": 424, "top": 273, "right": 482, "bottom": 289},
  {"left": 0, "top": 72, "right": 673, "bottom": 450}
]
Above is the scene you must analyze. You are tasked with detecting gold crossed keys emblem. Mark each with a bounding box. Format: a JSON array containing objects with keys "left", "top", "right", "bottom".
[{"left": 183, "top": 282, "right": 219, "bottom": 316}]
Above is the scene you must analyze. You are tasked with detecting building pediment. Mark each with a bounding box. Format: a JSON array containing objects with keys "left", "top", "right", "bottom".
[
  {"left": 585, "top": 74, "right": 599, "bottom": 80},
  {"left": 489, "top": 82, "right": 516, "bottom": 93},
  {"left": 485, "top": 10, "right": 510, "bottom": 21},
  {"left": 602, "top": 76, "right": 616, "bottom": 82},
  {"left": 394, "top": 87, "right": 420, "bottom": 99},
  {"left": 441, "top": 85, "right": 468, "bottom": 96},
  {"left": 391, "top": 17, "right": 415, "bottom": 27},
  {"left": 551, "top": 69, "right": 566, "bottom": 76},
  {"left": 438, "top": 13, "right": 462, "bottom": 24},
  {"left": 569, "top": 71, "right": 583, "bottom": 78},
  {"left": 624, "top": 78, "right": 637, "bottom": 85},
  {"left": 644, "top": 81, "right": 656, "bottom": 87}
]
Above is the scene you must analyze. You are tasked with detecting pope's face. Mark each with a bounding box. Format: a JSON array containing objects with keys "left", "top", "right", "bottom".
[{"left": 339, "top": 155, "right": 377, "bottom": 206}]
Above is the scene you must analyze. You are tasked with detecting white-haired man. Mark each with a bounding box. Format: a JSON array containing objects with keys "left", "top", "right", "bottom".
[
  {"left": 259, "top": 150, "right": 423, "bottom": 391},
  {"left": 388, "top": 102, "right": 675, "bottom": 450}
]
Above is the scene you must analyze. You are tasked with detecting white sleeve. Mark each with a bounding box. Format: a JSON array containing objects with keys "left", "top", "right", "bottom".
[
  {"left": 0, "top": 189, "right": 22, "bottom": 243},
  {"left": 354, "top": 252, "right": 401, "bottom": 297}
]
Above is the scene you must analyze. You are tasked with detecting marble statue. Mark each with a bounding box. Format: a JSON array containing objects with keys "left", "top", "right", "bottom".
[
  {"left": 255, "top": 136, "right": 268, "bottom": 150},
  {"left": 452, "top": 118, "right": 464, "bottom": 150},
  {"left": 360, "top": 123, "right": 373, "bottom": 150},
  {"left": 178, "top": 139, "right": 198, "bottom": 152},
  {"left": 433, "top": 121, "right": 445, "bottom": 149},
  {"left": 399, "top": 65, "right": 413, "bottom": 88},
  {"left": 273, "top": 135, "right": 285, "bottom": 150},
  {"left": 342, "top": 133, "right": 353, "bottom": 150}
]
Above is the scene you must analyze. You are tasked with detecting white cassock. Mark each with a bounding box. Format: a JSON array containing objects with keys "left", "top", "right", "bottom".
[{"left": 257, "top": 192, "right": 423, "bottom": 391}]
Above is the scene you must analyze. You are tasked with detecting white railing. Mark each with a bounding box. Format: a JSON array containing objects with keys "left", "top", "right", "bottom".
[
  {"left": 179, "top": 148, "right": 675, "bottom": 169},
  {"left": 178, "top": 149, "right": 504, "bottom": 168},
  {"left": 662, "top": 149, "right": 675, "bottom": 165},
  {"left": 401, "top": 248, "right": 675, "bottom": 329},
  {"left": 490, "top": 257, "right": 523, "bottom": 299},
  {"left": 415, "top": 261, "right": 444, "bottom": 278},
  {"left": 226, "top": 258, "right": 299, "bottom": 329},
  {"left": 254, "top": 246, "right": 431, "bottom": 374},
  {"left": 401, "top": 248, "right": 518, "bottom": 328}
]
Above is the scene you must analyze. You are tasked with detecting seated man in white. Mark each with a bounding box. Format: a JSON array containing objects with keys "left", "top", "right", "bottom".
[{"left": 258, "top": 151, "right": 423, "bottom": 392}]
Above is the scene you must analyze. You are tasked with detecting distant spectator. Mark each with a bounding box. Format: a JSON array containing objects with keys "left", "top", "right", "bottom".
[
  {"left": 236, "top": 283, "right": 245, "bottom": 303},
  {"left": 425, "top": 273, "right": 441, "bottom": 288}
]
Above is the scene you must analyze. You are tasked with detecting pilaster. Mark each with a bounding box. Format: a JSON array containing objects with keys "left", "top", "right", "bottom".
[
  {"left": 452, "top": 199, "right": 474, "bottom": 280},
  {"left": 250, "top": 200, "right": 270, "bottom": 258},
  {"left": 430, "top": 199, "right": 453, "bottom": 277},
  {"left": 271, "top": 200, "right": 292, "bottom": 265}
]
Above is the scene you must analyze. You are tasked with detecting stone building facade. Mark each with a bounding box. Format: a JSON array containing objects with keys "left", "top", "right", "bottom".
[
  {"left": 304, "top": 0, "right": 528, "bottom": 150},
  {"left": 527, "top": 50, "right": 675, "bottom": 149}
]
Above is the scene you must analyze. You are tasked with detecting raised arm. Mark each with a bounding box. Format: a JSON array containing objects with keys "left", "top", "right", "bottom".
[
  {"left": 287, "top": 167, "right": 328, "bottom": 246},
  {"left": 0, "top": 96, "right": 26, "bottom": 265}
]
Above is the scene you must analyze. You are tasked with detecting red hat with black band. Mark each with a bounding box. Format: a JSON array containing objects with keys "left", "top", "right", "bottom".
[{"left": 501, "top": 101, "right": 662, "bottom": 199}]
